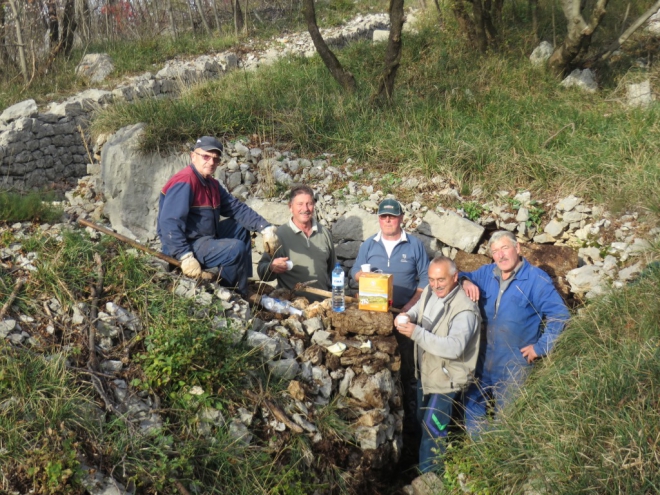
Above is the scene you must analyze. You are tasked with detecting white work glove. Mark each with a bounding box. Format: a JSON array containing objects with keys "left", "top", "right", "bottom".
[
  {"left": 261, "top": 225, "right": 281, "bottom": 257},
  {"left": 180, "top": 252, "right": 202, "bottom": 278}
]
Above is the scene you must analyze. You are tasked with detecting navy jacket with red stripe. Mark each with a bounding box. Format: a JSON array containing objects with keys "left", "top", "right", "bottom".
[{"left": 157, "top": 164, "right": 269, "bottom": 259}]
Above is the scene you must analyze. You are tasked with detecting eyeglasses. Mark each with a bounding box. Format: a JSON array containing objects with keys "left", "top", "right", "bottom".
[{"left": 193, "top": 150, "right": 221, "bottom": 163}]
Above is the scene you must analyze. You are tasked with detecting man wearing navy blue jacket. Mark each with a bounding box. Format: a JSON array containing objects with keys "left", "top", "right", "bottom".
[
  {"left": 157, "top": 136, "right": 275, "bottom": 296},
  {"left": 351, "top": 198, "right": 430, "bottom": 434},
  {"left": 460, "top": 230, "right": 570, "bottom": 434}
]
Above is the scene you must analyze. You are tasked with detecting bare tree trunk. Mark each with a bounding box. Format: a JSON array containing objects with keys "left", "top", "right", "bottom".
[
  {"left": 0, "top": 0, "right": 14, "bottom": 72},
  {"left": 529, "top": 0, "right": 538, "bottom": 40},
  {"left": 211, "top": 0, "right": 222, "bottom": 33},
  {"left": 373, "top": 0, "right": 405, "bottom": 103},
  {"left": 61, "top": 0, "right": 77, "bottom": 56},
  {"left": 166, "top": 0, "right": 177, "bottom": 38},
  {"left": 233, "top": 0, "right": 244, "bottom": 36},
  {"left": 75, "top": 0, "right": 91, "bottom": 43},
  {"left": 7, "top": 0, "right": 28, "bottom": 83},
  {"left": 452, "top": 0, "right": 477, "bottom": 47},
  {"left": 303, "top": 0, "right": 356, "bottom": 92},
  {"left": 194, "top": 0, "right": 211, "bottom": 34},
  {"left": 47, "top": 0, "right": 58, "bottom": 48},
  {"left": 244, "top": 0, "right": 249, "bottom": 33},
  {"left": 493, "top": 0, "right": 504, "bottom": 25},
  {"left": 187, "top": 0, "right": 196, "bottom": 34},
  {"left": 547, "top": 0, "right": 608, "bottom": 76},
  {"left": 472, "top": 0, "right": 488, "bottom": 52}
]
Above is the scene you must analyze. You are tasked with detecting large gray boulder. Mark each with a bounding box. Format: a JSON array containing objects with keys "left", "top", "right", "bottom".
[
  {"left": 76, "top": 53, "right": 115, "bottom": 83},
  {"left": 245, "top": 198, "right": 290, "bottom": 225},
  {"left": 101, "top": 123, "right": 187, "bottom": 240},
  {"left": 417, "top": 210, "right": 485, "bottom": 253},
  {"left": 332, "top": 205, "right": 379, "bottom": 242}
]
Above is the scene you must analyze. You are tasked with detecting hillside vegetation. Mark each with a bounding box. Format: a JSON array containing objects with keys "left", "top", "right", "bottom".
[
  {"left": 91, "top": 10, "right": 660, "bottom": 216},
  {"left": 1, "top": 1, "right": 660, "bottom": 493}
]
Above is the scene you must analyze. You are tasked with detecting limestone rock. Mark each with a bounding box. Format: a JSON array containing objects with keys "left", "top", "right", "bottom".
[
  {"left": 373, "top": 30, "right": 389, "bottom": 42},
  {"left": 417, "top": 210, "right": 484, "bottom": 253},
  {"left": 245, "top": 198, "right": 291, "bottom": 226},
  {"left": 76, "top": 53, "right": 115, "bottom": 83},
  {"left": 348, "top": 369, "right": 394, "bottom": 408},
  {"left": 566, "top": 265, "right": 605, "bottom": 293},
  {"left": 544, "top": 219, "right": 567, "bottom": 237},
  {"left": 411, "top": 472, "right": 444, "bottom": 495},
  {"left": 101, "top": 123, "right": 188, "bottom": 240},
  {"left": 268, "top": 358, "right": 300, "bottom": 380},
  {"left": 530, "top": 41, "right": 553, "bottom": 66},
  {"left": 332, "top": 306, "right": 393, "bottom": 336},
  {"left": 560, "top": 69, "right": 597, "bottom": 93},
  {"left": 627, "top": 80, "right": 653, "bottom": 109},
  {"left": 0, "top": 99, "right": 38, "bottom": 124},
  {"left": 332, "top": 206, "right": 379, "bottom": 242}
]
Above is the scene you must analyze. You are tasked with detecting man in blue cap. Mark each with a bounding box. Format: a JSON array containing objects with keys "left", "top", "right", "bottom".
[
  {"left": 157, "top": 136, "right": 278, "bottom": 295},
  {"left": 351, "top": 198, "right": 430, "bottom": 435}
]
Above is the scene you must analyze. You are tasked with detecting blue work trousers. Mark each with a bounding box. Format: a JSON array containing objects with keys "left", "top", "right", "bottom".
[
  {"left": 191, "top": 218, "right": 251, "bottom": 295},
  {"left": 417, "top": 382, "right": 458, "bottom": 474},
  {"left": 463, "top": 365, "right": 531, "bottom": 436}
]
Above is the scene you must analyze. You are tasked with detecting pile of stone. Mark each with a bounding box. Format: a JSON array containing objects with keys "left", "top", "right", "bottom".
[{"left": 245, "top": 298, "right": 402, "bottom": 467}]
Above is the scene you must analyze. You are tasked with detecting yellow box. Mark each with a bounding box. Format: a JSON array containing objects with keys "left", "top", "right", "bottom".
[{"left": 358, "top": 273, "right": 393, "bottom": 312}]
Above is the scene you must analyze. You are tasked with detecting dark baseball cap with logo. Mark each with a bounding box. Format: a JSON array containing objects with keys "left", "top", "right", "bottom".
[
  {"left": 194, "top": 136, "right": 223, "bottom": 153},
  {"left": 378, "top": 198, "right": 403, "bottom": 216}
]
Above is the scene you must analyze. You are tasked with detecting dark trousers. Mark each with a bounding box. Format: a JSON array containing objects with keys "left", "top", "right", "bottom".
[
  {"left": 191, "top": 218, "right": 251, "bottom": 295},
  {"left": 417, "top": 382, "right": 457, "bottom": 474},
  {"left": 395, "top": 332, "right": 419, "bottom": 435}
]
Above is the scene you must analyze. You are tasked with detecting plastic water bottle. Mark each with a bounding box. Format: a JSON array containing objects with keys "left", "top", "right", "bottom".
[
  {"left": 332, "top": 262, "right": 345, "bottom": 313},
  {"left": 260, "top": 296, "right": 303, "bottom": 316}
]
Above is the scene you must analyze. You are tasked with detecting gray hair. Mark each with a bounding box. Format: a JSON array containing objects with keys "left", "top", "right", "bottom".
[
  {"left": 488, "top": 231, "right": 518, "bottom": 249},
  {"left": 430, "top": 255, "right": 457, "bottom": 275}
]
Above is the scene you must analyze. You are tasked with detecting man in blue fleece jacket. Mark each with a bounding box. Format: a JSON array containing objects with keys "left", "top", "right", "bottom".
[
  {"left": 157, "top": 136, "right": 275, "bottom": 296},
  {"left": 460, "top": 230, "right": 570, "bottom": 434}
]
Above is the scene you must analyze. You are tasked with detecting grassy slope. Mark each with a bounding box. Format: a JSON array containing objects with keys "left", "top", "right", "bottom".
[{"left": 91, "top": 15, "right": 660, "bottom": 215}]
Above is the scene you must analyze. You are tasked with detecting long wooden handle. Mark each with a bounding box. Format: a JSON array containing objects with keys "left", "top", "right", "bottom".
[
  {"left": 78, "top": 218, "right": 182, "bottom": 266},
  {"left": 77, "top": 218, "right": 214, "bottom": 281}
]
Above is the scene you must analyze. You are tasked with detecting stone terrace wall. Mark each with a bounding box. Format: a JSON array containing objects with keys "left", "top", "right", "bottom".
[{"left": 0, "top": 13, "right": 391, "bottom": 190}]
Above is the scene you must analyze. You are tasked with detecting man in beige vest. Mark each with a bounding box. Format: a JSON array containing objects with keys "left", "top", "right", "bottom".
[{"left": 395, "top": 255, "right": 481, "bottom": 473}]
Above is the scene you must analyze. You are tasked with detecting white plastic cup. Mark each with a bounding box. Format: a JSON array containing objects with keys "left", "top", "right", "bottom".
[
  {"left": 396, "top": 314, "right": 410, "bottom": 326},
  {"left": 285, "top": 260, "right": 294, "bottom": 271},
  {"left": 361, "top": 264, "right": 371, "bottom": 273}
]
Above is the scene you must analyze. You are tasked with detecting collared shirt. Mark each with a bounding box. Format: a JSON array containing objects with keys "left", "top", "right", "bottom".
[
  {"left": 493, "top": 259, "right": 524, "bottom": 315},
  {"left": 289, "top": 218, "right": 318, "bottom": 240}
]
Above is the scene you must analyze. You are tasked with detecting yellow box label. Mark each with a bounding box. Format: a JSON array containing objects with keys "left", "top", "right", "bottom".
[{"left": 359, "top": 273, "right": 393, "bottom": 312}]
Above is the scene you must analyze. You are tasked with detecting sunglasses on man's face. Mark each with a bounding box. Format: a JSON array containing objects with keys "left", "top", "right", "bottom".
[{"left": 194, "top": 150, "right": 221, "bottom": 163}]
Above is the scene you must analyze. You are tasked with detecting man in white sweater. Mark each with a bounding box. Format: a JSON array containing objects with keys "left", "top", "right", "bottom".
[{"left": 395, "top": 255, "right": 481, "bottom": 473}]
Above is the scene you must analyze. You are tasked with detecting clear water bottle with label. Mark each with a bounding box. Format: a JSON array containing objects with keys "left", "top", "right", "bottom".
[{"left": 332, "top": 262, "right": 345, "bottom": 312}]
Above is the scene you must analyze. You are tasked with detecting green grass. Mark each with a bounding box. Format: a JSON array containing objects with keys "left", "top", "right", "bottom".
[
  {"left": 0, "top": 230, "right": 363, "bottom": 494},
  {"left": 442, "top": 257, "right": 660, "bottom": 494},
  {"left": 0, "top": 192, "right": 63, "bottom": 223}
]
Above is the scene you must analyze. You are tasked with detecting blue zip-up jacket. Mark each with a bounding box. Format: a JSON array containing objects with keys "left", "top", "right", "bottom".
[
  {"left": 461, "top": 259, "right": 569, "bottom": 379},
  {"left": 351, "top": 231, "right": 430, "bottom": 308},
  {"left": 157, "top": 164, "right": 270, "bottom": 259}
]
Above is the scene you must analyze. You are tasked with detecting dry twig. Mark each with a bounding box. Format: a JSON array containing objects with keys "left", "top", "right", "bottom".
[
  {"left": 88, "top": 253, "right": 104, "bottom": 372},
  {"left": 0, "top": 277, "right": 26, "bottom": 320}
]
